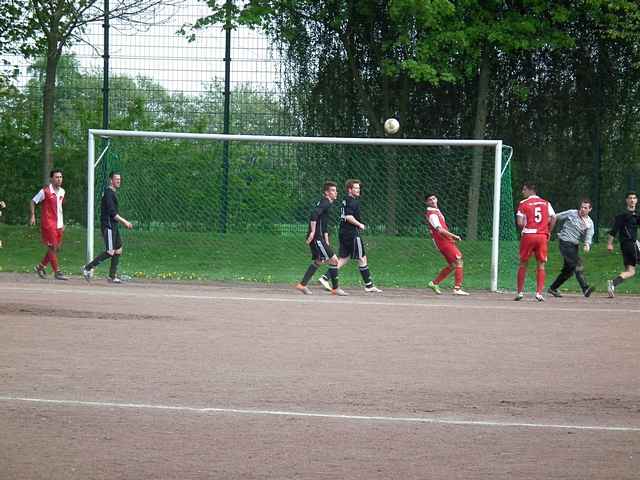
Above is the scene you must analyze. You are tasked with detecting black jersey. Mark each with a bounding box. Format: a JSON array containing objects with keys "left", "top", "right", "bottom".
[
  {"left": 100, "top": 187, "right": 119, "bottom": 228},
  {"left": 307, "top": 197, "right": 333, "bottom": 241},
  {"left": 339, "top": 195, "right": 361, "bottom": 238},
  {"left": 609, "top": 210, "right": 639, "bottom": 243}
]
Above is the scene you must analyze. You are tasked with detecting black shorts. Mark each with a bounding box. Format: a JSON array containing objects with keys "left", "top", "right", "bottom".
[
  {"left": 309, "top": 238, "right": 335, "bottom": 261},
  {"left": 339, "top": 235, "right": 366, "bottom": 259},
  {"left": 102, "top": 225, "right": 122, "bottom": 252},
  {"left": 621, "top": 240, "right": 640, "bottom": 267}
]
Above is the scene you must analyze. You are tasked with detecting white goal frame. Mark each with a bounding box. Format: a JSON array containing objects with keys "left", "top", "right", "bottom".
[{"left": 87, "top": 129, "right": 507, "bottom": 291}]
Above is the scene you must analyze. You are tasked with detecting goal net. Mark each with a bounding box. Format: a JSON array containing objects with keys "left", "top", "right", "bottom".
[{"left": 87, "top": 130, "right": 518, "bottom": 291}]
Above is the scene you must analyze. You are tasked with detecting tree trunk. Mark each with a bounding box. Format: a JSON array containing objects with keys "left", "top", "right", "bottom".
[
  {"left": 42, "top": 35, "right": 60, "bottom": 184},
  {"left": 466, "top": 51, "right": 491, "bottom": 240}
]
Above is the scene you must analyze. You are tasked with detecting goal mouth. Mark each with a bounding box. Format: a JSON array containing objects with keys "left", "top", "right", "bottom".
[{"left": 87, "top": 129, "right": 517, "bottom": 291}]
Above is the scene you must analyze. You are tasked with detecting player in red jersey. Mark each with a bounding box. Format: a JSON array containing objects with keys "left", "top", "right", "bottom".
[
  {"left": 30, "top": 169, "right": 68, "bottom": 280},
  {"left": 515, "top": 182, "right": 556, "bottom": 301},
  {"left": 424, "top": 193, "right": 469, "bottom": 295}
]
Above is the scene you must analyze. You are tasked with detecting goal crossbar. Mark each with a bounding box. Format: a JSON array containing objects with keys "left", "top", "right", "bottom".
[{"left": 87, "top": 129, "right": 505, "bottom": 291}]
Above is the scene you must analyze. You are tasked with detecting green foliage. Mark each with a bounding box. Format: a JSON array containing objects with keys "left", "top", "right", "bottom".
[{"left": 389, "top": 0, "right": 580, "bottom": 85}]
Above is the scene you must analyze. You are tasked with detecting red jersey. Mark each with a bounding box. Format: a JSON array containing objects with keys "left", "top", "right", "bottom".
[
  {"left": 426, "top": 207, "right": 455, "bottom": 249},
  {"left": 32, "top": 184, "right": 65, "bottom": 231},
  {"left": 517, "top": 195, "right": 555, "bottom": 235}
]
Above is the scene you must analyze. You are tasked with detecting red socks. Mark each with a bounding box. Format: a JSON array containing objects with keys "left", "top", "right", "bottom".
[
  {"left": 517, "top": 266, "right": 526, "bottom": 293},
  {"left": 536, "top": 267, "right": 545, "bottom": 294},
  {"left": 434, "top": 266, "right": 452, "bottom": 285},
  {"left": 517, "top": 266, "right": 546, "bottom": 294},
  {"left": 454, "top": 266, "right": 463, "bottom": 289},
  {"left": 40, "top": 250, "right": 59, "bottom": 272}
]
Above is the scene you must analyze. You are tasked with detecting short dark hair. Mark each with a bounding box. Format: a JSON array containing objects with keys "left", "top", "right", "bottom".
[
  {"left": 345, "top": 179, "right": 361, "bottom": 190},
  {"left": 625, "top": 191, "right": 637, "bottom": 199},
  {"left": 579, "top": 198, "right": 592, "bottom": 207},
  {"left": 50, "top": 169, "right": 63, "bottom": 177},
  {"left": 424, "top": 193, "right": 437, "bottom": 202},
  {"left": 522, "top": 182, "right": 537, "bottom": 193},
  {"left": 323, "top": 181, "right": 337, "bottom": 192},
  {"left": 109, "top": 171, "right": 121, "bottom": 179}
]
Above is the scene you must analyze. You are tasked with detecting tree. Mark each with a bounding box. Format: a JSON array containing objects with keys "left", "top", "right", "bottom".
[
  {"left": 390, "top": 1, "right": 581, "bottom": 239},
  {"left": 9, "top": 0, "right": 182, "bottom": 184},
  {"left": 0, "top": 0, "right": 38, "bottom": 87}
]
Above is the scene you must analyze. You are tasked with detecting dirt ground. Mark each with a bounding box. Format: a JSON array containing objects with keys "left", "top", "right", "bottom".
[{"left": 1, "top": 273, "right": 639, "bottom": 479}]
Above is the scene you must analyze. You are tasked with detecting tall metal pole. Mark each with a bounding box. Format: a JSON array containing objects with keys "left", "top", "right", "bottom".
[
  {"left": 490, "top": 141, "right": 503, "bottom": 292},
  {"left": 86, "top": 0, "right": 110, "bottom": 259},
  {"left": 87, "top": 132, "right": 95, "bottom": 262},
  {"left": 591, "top": 133, "right": 601, "bottom": 242},
  {"left": 219, "top": 0, "right": 232, "bottom": 233},
  {"left": 102, "top": 0, "right": 110, "bottom": 130}
]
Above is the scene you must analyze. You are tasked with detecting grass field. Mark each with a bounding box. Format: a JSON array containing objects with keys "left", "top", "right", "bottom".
[{"left": 0, "top": 223, "right": 636, "bottom": 293}]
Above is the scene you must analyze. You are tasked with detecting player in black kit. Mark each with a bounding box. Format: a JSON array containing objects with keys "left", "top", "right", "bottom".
[
  {"left": 318, "top": 179, "right": 382, "bottom": 293},
  {"left": 295, "top": 181, "right": 347, "bottom": 296},
  {"left": 607, "top": 191, "right": 639, "bottom": 297},
  {"left": 81, "top": 172, "right": 133, "bottom": 284}
]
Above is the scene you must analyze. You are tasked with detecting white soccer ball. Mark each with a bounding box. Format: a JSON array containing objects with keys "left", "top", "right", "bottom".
[{"left": 384, "top": 118, "right": 400, "bottom": 135}]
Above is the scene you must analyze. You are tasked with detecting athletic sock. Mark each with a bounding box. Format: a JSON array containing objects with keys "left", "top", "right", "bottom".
[
  {"left": 517, "top": 266, "right": 526, "bottom": 292},
  {"left": 536, "top": 267, "right": 545, "bottom": 294},
  {"left": 109, "top": 254, "right": 120, "bottom": 278},
  {"left": 454, "top": 266, "right": 463, "bottom": 289},
  {"left": 40, "top": 251, "right": 51, "bottom": 268},
  {"left": 86, "top": 251, "right": 111, "bottom": 270},
  {"left": 49, "top": 252, "right": 59, "bottom": 272},
  {"left": 300, "top": 263, "right": 318, "bottom": 286},
  {"left": 613, "top": 275, "right": 624, "bottom": 287},
  {"left": 434, "top": 265, "right": 452, "bottom": 285},
  {"left": 328, "top": 265, "right": 339, "bottom": 289},
  {"left": 359, "top": 265, "right": 372, "bottom": 287}
]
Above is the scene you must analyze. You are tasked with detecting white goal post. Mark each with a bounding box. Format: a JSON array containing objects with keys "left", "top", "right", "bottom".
[{"left": 87, "top": 129, "right": 507, "bottom": 291}]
